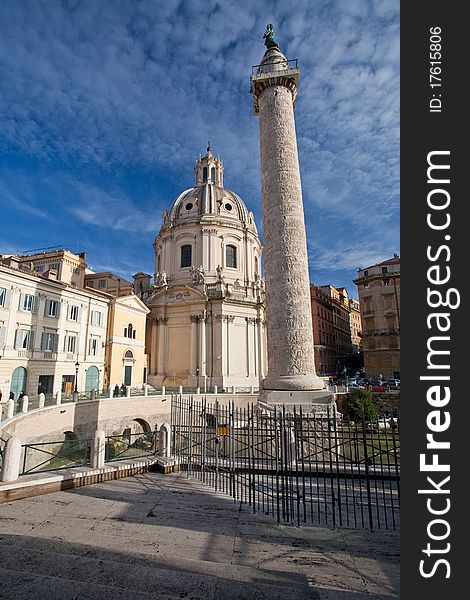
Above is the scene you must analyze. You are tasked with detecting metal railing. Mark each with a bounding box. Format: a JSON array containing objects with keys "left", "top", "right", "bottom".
[
  {"left": 21, "top": 437, "right": 92, "bottom": 475},
  {"left": 171, "top": 397, "right": 400, "bottom": 531},
  {"left": 105, "top": 431, "right": 156, "bottom": 462}
]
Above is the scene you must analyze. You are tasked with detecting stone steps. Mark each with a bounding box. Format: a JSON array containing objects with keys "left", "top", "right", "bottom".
[{"left": 0, "top": 536, "right": 314, "bottom": 599}]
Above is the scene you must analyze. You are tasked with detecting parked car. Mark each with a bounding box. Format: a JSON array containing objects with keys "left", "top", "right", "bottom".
[
  {"left": 371, "top": 383, "right": 388, "bottom": 392},
  {"left": 348, "top": 382, "right": 365, "bottom": 389},
  {"left": 386, "top": 379, "right": 400, "bottom": 389}
]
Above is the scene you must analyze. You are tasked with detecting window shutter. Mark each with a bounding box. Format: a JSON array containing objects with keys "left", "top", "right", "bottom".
[
  {"left": 18, "top": 293, "right": 24, "bottom": 310},
  {"left": 14, "top": 330, "right": 21, "bottom": 350},
  {"left": 53, "top": 334, "right": 58, "bottom": 352},
  {"left": 41, "top": 332, "right": 46, "bottom": 350},
  {"left": 29, "top": 331, "right": 34, "bottom": 350},
  {"left": 44, "top": 299, "right": 50, "bottom": 316},
  {"left": 67, "top": 305, "right": 71, "bottom": 320},
  {"left": 77, "top": 308, "right": 81, "bottom": 322},
  {"left": 4, "top": 289, "right": 11, "bottom": 309},
  {"left": 0, "top": 326, "right": 5, "bottom": 347},
  {"left": 32, "top": 296, "right": 38, "bottom": 314}
]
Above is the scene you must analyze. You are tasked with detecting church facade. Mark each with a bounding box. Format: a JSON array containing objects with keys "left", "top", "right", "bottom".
[{"left": 142, "top": 149, "right": 266, "bottom": 390}]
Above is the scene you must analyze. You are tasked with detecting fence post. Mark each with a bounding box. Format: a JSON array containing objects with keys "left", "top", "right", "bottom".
[
  {"left": 56, "top": 390, "right": 62, "bottom": 405},
  {"left": 38, "top": 393, "right": 45, "bottom": 408},
  {"left": 1, "top": 436, "right": 22, "bottom": 482},
  {"left": 7, "top": 399, "right": 15, "bottom": 419},
  {"left": 108, "top": 386, "right": 113, "bottom": 399},
  {"left": 158, "top": 423, "right": 171, "bottom": 457},
  {"left": 91, "top": 429, "right": 106, "bottom": 468},
  {"left": 20, "top": 395, "right": 29, "bottom": 413},
  {"left": 144, "top": 384, "right": 148, "bottom": 397},
  {"left": 250, "top": 385, "right": 254, "bottom": 394},
  {"left": 126, "top": 386, "right": 131, "bottom": 398},
  {"left": 161, "top": 386, "right": 166, "bottom": 396},
  {"left": 214, "top": 385, "right": 218, "bottom": 395},
  {"left": 196, "top": 387, "right": 200, "bottom": 395},
  {"left": 179, "top": 385, "right": 183, "bottom": 396},
  {"left": 90, "top": 389, "right": 96, "bottom": 401}
]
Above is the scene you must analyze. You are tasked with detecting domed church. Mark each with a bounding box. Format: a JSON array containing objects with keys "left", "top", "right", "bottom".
[{"left": 142, "top": 147, "right": 266, "bottom": 390}]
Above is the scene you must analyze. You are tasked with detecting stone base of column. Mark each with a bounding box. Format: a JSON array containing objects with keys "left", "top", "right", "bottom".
[
  {"left": 147, "top": 374, "right": 165, "bottom": 388},
  {"left": 262, "top": 374, "right": 325, "bottom": 391},
  {"left": 258, "top": 389, "right": 336, "bottom": 415}
]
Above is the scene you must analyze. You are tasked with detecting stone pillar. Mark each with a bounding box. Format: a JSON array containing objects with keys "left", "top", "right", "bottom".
[
  {"left": 91, "top": 429, "right": 106, "bottom": 468},
  {"left": 7, "top": 399, "right": 15, "bottom": 419},
  {"left": 251, "top": 40, "right": 330, "bottom": 407},
  {"left": 38, "top": 393, "right": 45, "bottom": 409},
  {"left": 199, "top": 312, "right": 207, "bottom": 378},
  {"left": 108, "top": 386, "right": 113, "bottom": 399},
  {"left": 190, "top": 315, "right": 198, "bottom": 376},
  {"left": 1, "top": 436, "right": 22, "bottom": 482},
  {"left": 158, "top": 422, "right": 171, "bottom": 458},
  {"left": 150, "top": 317, "right": 158, "bottom": 375},
  {"left": 56, "top": 390, "right": 62, "bottom": 405},
  {"left": 157, "top": 317, "right": 165, "bottom": 376},
  {"left": 20, "top": 395, "right": 29, "bottom": 413}
]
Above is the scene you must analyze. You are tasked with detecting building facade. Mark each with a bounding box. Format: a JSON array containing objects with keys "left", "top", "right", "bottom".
[
  {"left": 0, "top": 260, "right": 108, "bottom": 400},
  {"left": 85, "top": 272, "right": 133, "bottom": 297},
  {"left": 144, "top": 149, "right": 266, "bottom": 390},
  {"left": 310, "top": 284, "right": 356, "bottom": 377},
  {"left": 0, "top": 251, "right": 150, "bottom": 400},
  {"left": 104, "top": 294, "right": 149, "bottom": 389},
  {"left": 353, "top": 254, "right": 400, "bottom": 379},
  {"left": 348, "top": 298, "right": 362, "bottom": 353}
]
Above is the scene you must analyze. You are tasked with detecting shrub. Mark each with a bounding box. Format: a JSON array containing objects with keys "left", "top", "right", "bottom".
[{"left": 348, "top": 388, "right": 379, "bottom": 421}]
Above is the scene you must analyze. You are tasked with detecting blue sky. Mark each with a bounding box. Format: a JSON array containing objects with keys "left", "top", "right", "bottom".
[{"left": 0, "top": 0, "right": 399, "bottom": 299}]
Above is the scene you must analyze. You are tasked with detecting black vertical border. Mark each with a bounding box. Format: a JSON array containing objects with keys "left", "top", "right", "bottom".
[{"left": 401, "top": 3, "right": 466, "bottom": 597}]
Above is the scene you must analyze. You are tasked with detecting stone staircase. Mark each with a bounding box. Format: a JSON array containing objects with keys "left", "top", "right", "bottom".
[{"left": 0, "top": 534, "right": 314, "bottom": 599}]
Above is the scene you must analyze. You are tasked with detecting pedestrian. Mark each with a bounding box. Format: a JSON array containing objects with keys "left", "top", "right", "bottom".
[
  {"left": 120, "top": 383, "right": 126, "bottom": 397},
  {"left": 0, "top": 389, "right": 2, "bottom": 402},
  {"left": 113, "top": 384, "right": 120, "bottom": 397},
  {"left": 9, "top": 391, "right": 14, "bottom": 401},
  {"left": 18, "top": 391, "right": 25, "bottom": 401}
]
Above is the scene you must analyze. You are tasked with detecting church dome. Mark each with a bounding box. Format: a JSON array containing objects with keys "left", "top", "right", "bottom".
[{"left": 162, "top": 147, "right": 258, "bottom": 234}]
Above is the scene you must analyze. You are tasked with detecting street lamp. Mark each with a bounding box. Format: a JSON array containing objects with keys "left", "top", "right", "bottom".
[{"left": 74, "top": 360, "right": 80, "bottom": 399}]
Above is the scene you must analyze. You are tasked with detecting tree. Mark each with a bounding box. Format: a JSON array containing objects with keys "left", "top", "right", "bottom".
[{"left": 348, "top": 388, "right": 379, "bottom": 421}]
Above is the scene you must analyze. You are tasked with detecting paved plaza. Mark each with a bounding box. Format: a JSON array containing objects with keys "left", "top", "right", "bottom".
[{"left": 0, "top": 471, "right": 399, "bottom": 599}]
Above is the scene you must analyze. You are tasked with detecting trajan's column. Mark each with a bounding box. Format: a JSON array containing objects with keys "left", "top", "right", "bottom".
[{"left": 251, "top": 25, "right": 333, "bottom": 408}]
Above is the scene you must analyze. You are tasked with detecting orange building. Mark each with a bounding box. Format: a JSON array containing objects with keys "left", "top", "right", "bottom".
[
  {"left": 353, "top": 254, "right": 400, "bottom": 379},
  {"left": 310, "top": 284, "right": 356, "bottom": 377}
]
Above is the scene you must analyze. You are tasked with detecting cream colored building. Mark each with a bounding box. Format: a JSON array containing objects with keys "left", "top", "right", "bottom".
[
  {"left": 0, "top": 260, "right": 109, "bottom": 399},
  {"left": 353, "top": 254, "right": 400, "bottom": 379},
  {"left": 85, "top": 272, "right": 134, "bottom": 297},
  {"left": 105, "top": 294, "right": 149, "bottom": 389},
  {"left": 145, "top": 148, "right": 266, "bottom": 390},
  {"left": 348, "top": 298, "right": 362, "bottom": 353},
  {"left": 4, "top": 248, "right": 89, "bottom": 289}
]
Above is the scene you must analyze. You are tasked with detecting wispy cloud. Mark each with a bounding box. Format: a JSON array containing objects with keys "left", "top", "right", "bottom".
[{"left": 0, "top": 0, "right": 399, "bottom": 291}]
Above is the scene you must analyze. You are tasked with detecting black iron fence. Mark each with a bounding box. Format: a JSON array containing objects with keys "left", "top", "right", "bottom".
[{"left": 171, "top": 397, "right": 400, "bottom": 530}]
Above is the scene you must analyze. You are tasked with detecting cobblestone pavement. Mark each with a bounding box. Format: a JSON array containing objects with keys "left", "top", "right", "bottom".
[{"left": 0, "top": 471, "right": 400, "bottom": 599}]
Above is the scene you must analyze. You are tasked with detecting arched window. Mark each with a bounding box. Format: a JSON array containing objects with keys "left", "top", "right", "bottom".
[
  {"left": 226, "top": 245, "right": 237, "bottom": 268},
  {"left": 125, "top": 350, "right": 134, "bottom": 359},
  {"left": 254, "top": 256, "right": 259, "bottom": 276},
  {"left": 124, "top": 323, "right": 134, "bottom": 338},
  {"left": 211, "top": 166, "right": 216, "bottom": 183},
  {"left": 157, "top": 254, "right": 161, "bottom": 272},
  {"left": 181, "top": 244, "right": 192, "bottom": 268},
  {"left": 203, "top": 167, "right": 208, "bottom": 182}
]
